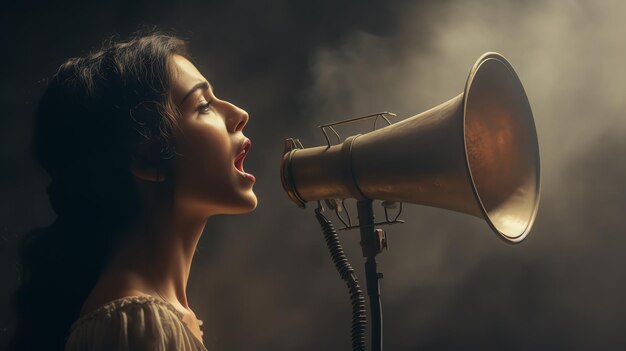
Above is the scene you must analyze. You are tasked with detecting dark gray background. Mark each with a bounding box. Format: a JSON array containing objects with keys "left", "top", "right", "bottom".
[{"left": 2, "top": 0, "right": 625, "bottom": 350}]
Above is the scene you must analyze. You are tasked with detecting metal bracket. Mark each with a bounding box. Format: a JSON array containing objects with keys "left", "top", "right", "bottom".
[
  {"left": 375, "top": 228, "right": 388, "bottom": 253},
  {"left": 336, "top": 200, "right": 405, "bottom": 231},
  {"left": 318, "top": 111, "right": 397, "bottom": 148}
]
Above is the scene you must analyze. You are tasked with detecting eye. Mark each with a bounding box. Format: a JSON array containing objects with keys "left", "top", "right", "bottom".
[{"left": 198, "top": 100, "right": 213, "bottom": 114}]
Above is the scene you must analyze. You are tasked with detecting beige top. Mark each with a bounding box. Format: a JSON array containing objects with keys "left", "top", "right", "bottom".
[{"left": 65, "top": 295, "right": 207, "bottom": 351}]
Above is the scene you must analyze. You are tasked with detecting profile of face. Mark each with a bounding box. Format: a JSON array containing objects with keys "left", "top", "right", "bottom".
[{"left": 165, "top": 54, "right": 257, "bottom": 216}]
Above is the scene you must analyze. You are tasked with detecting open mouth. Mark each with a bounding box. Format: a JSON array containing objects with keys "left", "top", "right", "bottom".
[{"left": 234, "top": 139, "right": 255, "bottom": 182}]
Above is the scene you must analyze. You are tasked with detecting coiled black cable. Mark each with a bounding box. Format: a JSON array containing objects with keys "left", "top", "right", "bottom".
[{"left": 315, "top": 207, "right": 367, "bottom": 351}]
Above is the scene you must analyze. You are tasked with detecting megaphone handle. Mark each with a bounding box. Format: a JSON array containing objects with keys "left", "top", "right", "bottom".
[{"left": 357, "top": 199, "right": 384, "bottom": 351}]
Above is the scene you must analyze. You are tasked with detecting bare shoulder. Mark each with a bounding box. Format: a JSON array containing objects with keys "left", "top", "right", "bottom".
[
  {"left": 80, "top": 288, "right": 150, "bottom": 316},
  {"left": 79, "top": 270, "right": 152, "bottom": 317}
]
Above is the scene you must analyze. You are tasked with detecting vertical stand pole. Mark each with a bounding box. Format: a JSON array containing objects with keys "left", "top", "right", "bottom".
[{"left": 357, "top": 199, "right": 383, "bottom": 351}]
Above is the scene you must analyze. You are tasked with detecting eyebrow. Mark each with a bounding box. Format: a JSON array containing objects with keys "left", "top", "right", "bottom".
[{"left": 180, "top": 81, "right": 212, "bottom": 104}]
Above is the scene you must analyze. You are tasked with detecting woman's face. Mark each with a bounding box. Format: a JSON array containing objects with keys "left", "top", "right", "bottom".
[{"left": 168, "top": 54, "right": 257, "bottom": 216}]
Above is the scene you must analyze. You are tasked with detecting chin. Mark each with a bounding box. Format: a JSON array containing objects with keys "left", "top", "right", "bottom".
[
  {"left": 240, "top": 192, "right": 258, "bottom": 212},
  {"left": 226, "top": 191, "right": 258, "bottom": 214}
]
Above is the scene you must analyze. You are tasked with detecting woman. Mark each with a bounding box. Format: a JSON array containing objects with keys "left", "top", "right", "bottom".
[{"left": 9, "top": 30, "right": 257, "bottom": 351}]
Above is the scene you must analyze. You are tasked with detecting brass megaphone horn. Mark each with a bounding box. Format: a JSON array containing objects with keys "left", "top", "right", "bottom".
[{"left": 281, "top": 52, "right": 541, "bottom": 243}]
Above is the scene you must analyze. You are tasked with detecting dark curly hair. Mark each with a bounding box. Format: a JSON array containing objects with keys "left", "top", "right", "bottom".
[{"left": 9, "top": 30, "right": 189, "bottom": 351}]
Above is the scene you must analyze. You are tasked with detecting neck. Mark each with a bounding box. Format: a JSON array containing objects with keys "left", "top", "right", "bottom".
[{"left": 104, "top": 193, "right": 210, "bottom": 309}]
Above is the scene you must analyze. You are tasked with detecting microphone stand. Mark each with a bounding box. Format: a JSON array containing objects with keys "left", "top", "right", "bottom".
[{"left": 357, "top": 199, "right": 384, "bottom": 351}]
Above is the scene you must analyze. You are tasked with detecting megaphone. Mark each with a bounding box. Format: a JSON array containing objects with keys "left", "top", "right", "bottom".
[{"left": 281, "top": 52, "right": 540, "bottom": 243}]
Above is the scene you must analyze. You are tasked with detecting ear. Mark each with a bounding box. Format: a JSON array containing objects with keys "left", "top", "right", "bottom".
[{"left": 130, "top": 144, "right": 166, "bottom": 182}]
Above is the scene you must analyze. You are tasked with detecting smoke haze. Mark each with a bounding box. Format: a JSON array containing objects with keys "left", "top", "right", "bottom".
[{"left": 306, "top": 1, "right": 626, "bottom": 349}]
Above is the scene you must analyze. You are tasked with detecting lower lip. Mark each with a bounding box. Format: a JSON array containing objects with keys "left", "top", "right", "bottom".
[{"left": 236, "top": 168, "right": 256, "bottom": 183}]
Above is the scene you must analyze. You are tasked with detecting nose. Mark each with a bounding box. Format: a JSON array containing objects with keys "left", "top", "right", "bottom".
[
  {"left": 234, "top": 108, "right": 249, "bottom": 132},
  {"left": 223, "top": 100, "right": 249, "bottom": 133}
]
